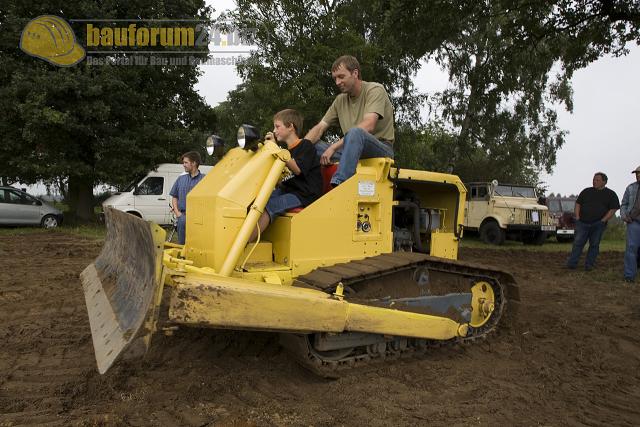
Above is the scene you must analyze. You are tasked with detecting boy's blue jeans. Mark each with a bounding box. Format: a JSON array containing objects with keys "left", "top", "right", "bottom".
[{"left": 265, "top": 188, "right": 302, "bottom": 222}]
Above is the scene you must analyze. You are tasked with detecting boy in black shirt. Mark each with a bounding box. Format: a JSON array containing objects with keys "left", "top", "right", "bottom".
[{"left": 250, "top": 109, "right": 322, "bottom": 241}]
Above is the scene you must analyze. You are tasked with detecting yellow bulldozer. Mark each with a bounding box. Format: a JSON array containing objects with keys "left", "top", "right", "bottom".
[{"left": 81, "top": 126, "right": 519, "bottom": 377}]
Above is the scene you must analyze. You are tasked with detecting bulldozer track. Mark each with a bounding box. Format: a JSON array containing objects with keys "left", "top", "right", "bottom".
[{"left": 284, "top": 252, "right": 519, "bottom": 377}]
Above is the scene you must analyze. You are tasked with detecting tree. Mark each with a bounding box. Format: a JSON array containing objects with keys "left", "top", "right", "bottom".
[
  {"left": 396, "top": 122, "right": 540, "bottom": 184},
  {"left": 354, "top": 0, "right": 639, "bottom": 177},
  {"left": 0, "top": 0, "right": 216, "bottom": 221},
  {"left": 213, "top": 0, "right": 426, "bottom": 144},
  {"left": 428, "top": 0, "right": 639, "bottom": 177},
  {"left": 216, "top": 0, "right": 639, "bottom": 182}
]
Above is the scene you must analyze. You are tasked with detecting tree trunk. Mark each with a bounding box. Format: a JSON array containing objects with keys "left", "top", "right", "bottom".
[
  {"left": 56, "top": 177, "right": 68, "bottom": 201},
  {"left": 454, "top": 56, "right": 484, "bottom": 170},
  {"left": 68, "top": 175, "right": 95, "bottom": 222}
]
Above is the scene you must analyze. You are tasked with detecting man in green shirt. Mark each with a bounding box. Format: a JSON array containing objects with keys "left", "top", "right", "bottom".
[{"left": 305, "top": 55, "right": 395, "bottom": 186}]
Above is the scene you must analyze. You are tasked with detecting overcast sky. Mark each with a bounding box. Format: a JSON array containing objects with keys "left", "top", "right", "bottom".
[{"left": 198, "top": 0, "right": 639, "bottom": 200}]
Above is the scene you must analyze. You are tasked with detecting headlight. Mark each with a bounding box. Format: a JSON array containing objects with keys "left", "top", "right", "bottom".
[
  {"left": 237, "top": 124, "right": 261, "bottom": 151},
  {"left": 206, "top": 134, "right": 224, "bottom": 157}
]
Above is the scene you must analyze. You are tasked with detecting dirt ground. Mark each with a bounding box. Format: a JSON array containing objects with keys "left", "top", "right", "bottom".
[{"left": 1, "top": 232, "right": 640, "bottom": 426}]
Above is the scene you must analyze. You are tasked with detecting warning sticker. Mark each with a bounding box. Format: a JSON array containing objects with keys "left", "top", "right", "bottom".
[{"left": 358, "top": 181, "right": 375, "bottom": 196}]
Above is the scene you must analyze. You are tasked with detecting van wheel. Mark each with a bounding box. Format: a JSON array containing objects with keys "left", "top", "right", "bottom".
[
  {"left": 41, "top": 215, "right": 59, "bottom": 229},
  {"left": 126, "top": 211, "right": 142, "bottom": 218},
  {"left": 480, "top": 221, "right": 505, "bottom": 245}
]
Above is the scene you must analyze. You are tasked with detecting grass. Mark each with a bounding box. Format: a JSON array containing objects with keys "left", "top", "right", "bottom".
[
  {"left": 0, "top": 227, "right": 53, "bottom": 237},
  {"left": 460, "top": 219, "right": 627, "bottom": 252},
  {"left": 64, "top": 224, "right": 107, "bottom": 239},
  {"left": 602, "top": 219, "right": 626, "bottom": 241},
  {"left": 0, "top": 223, "right": 106, "bottom": 240},
  {"left": 1, "top": 220, "right": 627, "bottom": 252},
  {"left": 460, "top": 234, "right": 625, "bottom": 252}
]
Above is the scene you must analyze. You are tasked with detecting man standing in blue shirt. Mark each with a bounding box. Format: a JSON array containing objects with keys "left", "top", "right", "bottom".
[{"left": 170, "top": 151, "right": 205, "bottom": 244}]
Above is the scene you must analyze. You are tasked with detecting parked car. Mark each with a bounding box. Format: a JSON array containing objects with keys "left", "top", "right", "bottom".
[
  {"left": 0, "top": 186, "right": 63, "bottom": 228},
  {"left": 546, "top": 196, "right": 576, "bottom": 242}
]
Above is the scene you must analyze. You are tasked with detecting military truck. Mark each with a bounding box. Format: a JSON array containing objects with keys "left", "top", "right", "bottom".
[{"left": 464, "top": 180, "right": 555, "bottom": 245}]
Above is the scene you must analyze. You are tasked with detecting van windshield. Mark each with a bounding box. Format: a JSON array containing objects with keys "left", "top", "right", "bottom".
[{"left": 122, "top": 175, "right": 145, "bottom": 192}]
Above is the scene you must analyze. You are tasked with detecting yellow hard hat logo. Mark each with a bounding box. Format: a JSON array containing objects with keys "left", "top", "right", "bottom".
[{"left": 20, "top": 15, "right": 85, "bottom": 66}]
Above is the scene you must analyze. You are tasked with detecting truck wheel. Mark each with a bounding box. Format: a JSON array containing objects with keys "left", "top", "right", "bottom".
[{"left": 480, "top": 221, "right": 505, "bottom": 245}]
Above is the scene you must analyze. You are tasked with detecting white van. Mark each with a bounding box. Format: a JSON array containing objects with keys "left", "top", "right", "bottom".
[{"left": 102, "top": 163, "right": 212, "bottom": 225}]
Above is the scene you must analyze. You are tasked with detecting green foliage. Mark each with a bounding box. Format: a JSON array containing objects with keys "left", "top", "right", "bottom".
[
  {"left": 602, "top": 218, "right": 626, "bottom": 241},
  {"left": 215, "top": 0, "right": 639, "bottom": 183},
  {"left": 393, "top": 122, "right": 456, "bottom": 172},
  {"left": 385, "top": 121, "right": 540, "bottom": 184},
  {"left": 0, "top": 0, "right": 216, "bottom": 220},
  {"left": 413, "top": 0, "right": 639, "bottom": 177},
  {"left": 213, "top": 0, "right": 425, "bottom": 144},
  {"left": 2, "top": 0, "right": 639, "bottom": 219}
]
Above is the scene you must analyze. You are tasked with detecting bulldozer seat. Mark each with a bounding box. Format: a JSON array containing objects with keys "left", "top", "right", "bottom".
[{"left": 286, "top": 164, "right": 338, "bottom": 214}]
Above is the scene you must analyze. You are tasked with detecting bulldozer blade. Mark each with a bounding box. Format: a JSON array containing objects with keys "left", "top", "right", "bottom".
[{"left": 80, "top": 208, "right": 165, "bottom": 374}]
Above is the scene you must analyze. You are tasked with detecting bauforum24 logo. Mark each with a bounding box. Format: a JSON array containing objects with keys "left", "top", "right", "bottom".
[
  {"left": 20, "top": 15, "right": 254, "bottom": 67},
  {"left": 20, "top": 15, "right": 86, "bottom": 66}
]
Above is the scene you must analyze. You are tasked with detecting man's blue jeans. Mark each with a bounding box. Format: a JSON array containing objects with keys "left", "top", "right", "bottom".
[
  {"left": 176, "top": 213, "right": 186, "bottom": 245},
  {"left": 624, "top": 220, "right": 640, "bottom": 280},
  {"left": 566, "top": 220, "right": 607, "bottom": 269},
  {"left": 316, "top": 128, "right": 394, "bottom": 185}
]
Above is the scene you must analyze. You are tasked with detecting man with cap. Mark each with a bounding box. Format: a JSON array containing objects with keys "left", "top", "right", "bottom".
[
  {"left": 621, "top": 165, "right": 640, "bottom": 283},
  {"left": 566, "top": 172, "right": 620, "bottom": 271}
]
